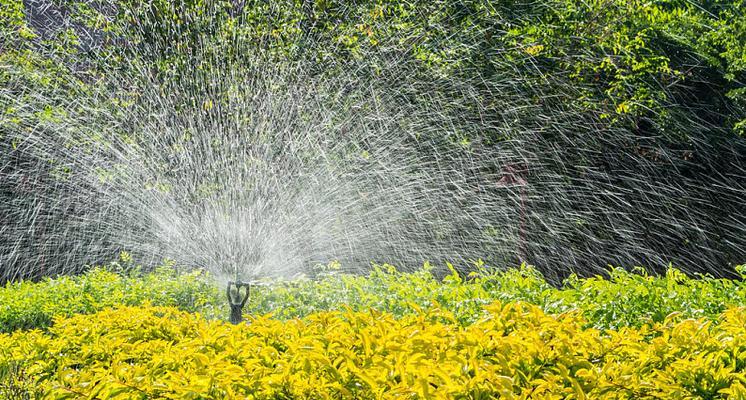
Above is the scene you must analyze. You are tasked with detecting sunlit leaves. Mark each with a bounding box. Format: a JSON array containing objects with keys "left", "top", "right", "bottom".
[
  {"left": 4, "top": 263, "right": 746, "bottom": 335},
  {"left": 5, "top": 303, "right": 746, "bottom": 398},
  {"left": 0, "top": 264, "right": 221, "bottom": 333}
]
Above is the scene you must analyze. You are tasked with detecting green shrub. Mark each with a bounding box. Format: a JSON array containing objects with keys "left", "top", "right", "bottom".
[
  {"left": 0, "top": 262, "right": 222, "bottom": 333},
  {"left": 3, "top": 260, "right": 745, "bottom": 333},
  {"left": 246, "top": 262, "right": 746, "bottom": 330}
]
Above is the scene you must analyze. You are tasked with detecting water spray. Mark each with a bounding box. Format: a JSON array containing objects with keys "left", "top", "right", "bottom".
[
  {"left": 2, "top": 1, "right": 744, "bottom": 285},
  {"left": 496, "top": 164, "right": 529, "bottom": 264},
  {"left": 226, "top": 281, "right": 251, "bottom": 324}
]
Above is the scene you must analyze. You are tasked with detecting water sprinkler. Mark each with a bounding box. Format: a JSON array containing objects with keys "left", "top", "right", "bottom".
[{"left": 226, "top": 281, "right": 251, "bottom": 324}]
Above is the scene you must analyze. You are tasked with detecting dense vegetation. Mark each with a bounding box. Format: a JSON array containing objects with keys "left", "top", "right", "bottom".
[
  {"left": 7, "top": 304, "right": 746, "bottom": 399},
  {"left": 0, "top": 263, "right": 222, "bottom": 333},
  {"left": 3, "top": 261, "right": 746, "bottom": 333},
  {"left": 3, "top": 264, "right": 746, "bottom": 398},
  {"left": 2, "top": 0, "right": 745, "bottom": 280},
  {"left": 2, "top": 1, "right": 744, "bottom": 397},
  {"left": 4, "top": 0, "right": 744, "bottom": 133}
]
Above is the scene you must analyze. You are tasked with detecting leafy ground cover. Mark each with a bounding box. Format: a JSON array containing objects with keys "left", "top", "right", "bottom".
[
  {"left": 249, "top": 263, "right": 746, "bottom": 330},
  {"left": 2, "top": 263, "right": 746, "bottom": 398},
  {"left": 2, "top": 261, "right": 745, "bottom": 333},
  {"left": 3, "top": 303, "right": 746, "bottom": 399},
  {"left": 0, "top": 263, "right": 222, "bottom": 333}
]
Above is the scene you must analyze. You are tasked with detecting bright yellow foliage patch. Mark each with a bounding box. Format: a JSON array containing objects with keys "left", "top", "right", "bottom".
[{"left": 2, "top": 303, "right": 746, "bottom": 399}]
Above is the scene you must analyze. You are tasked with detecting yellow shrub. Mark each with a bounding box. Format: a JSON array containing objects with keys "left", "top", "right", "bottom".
[{"left": 2, "top": 303, "right": 746, "bottom": 399}]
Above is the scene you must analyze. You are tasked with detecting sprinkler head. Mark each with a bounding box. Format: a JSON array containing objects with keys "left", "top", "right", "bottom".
[{"left": 226, "top": 281, "right": 251, "bottom": 324}]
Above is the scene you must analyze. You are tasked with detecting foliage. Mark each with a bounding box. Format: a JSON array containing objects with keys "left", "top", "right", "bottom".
[
  {"left": 496, "top": 0, "right": 746, "bottom": 132},
  {"left": 247, "top": 263, "right": 746, "bottom": 330},
  {"left": 4, "top": 0, "right": 742, "bottom": 135},
  {"left": 5, "top": 260, "right": 746, "bottom": 334},
  {"left": 4, "top": 303, "right": 746, "bottom": 399},
  {"left": 0, "top": 261, "right": 221, "bottom": 333},
  {"left": 101, "top": 0, "right": 746, "bottom": 136}
]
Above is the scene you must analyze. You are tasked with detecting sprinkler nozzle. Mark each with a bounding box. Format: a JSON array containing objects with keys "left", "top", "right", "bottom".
[{"left": 226, "top": 281, "right": 251, "bottom": 324}]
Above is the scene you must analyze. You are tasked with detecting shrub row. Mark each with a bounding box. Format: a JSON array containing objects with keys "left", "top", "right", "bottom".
[
  {"left": 2, "top": 262, "right": 746, "bottom": 333},
  {"left": 0, "top": 264, "right": 221, "bottom": 333},
  {"left": 2, "top": 303, "right": 746, "bottom": 399},
  {"left": 247, "top": 263, "right": 746, "bottom": 330}
]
